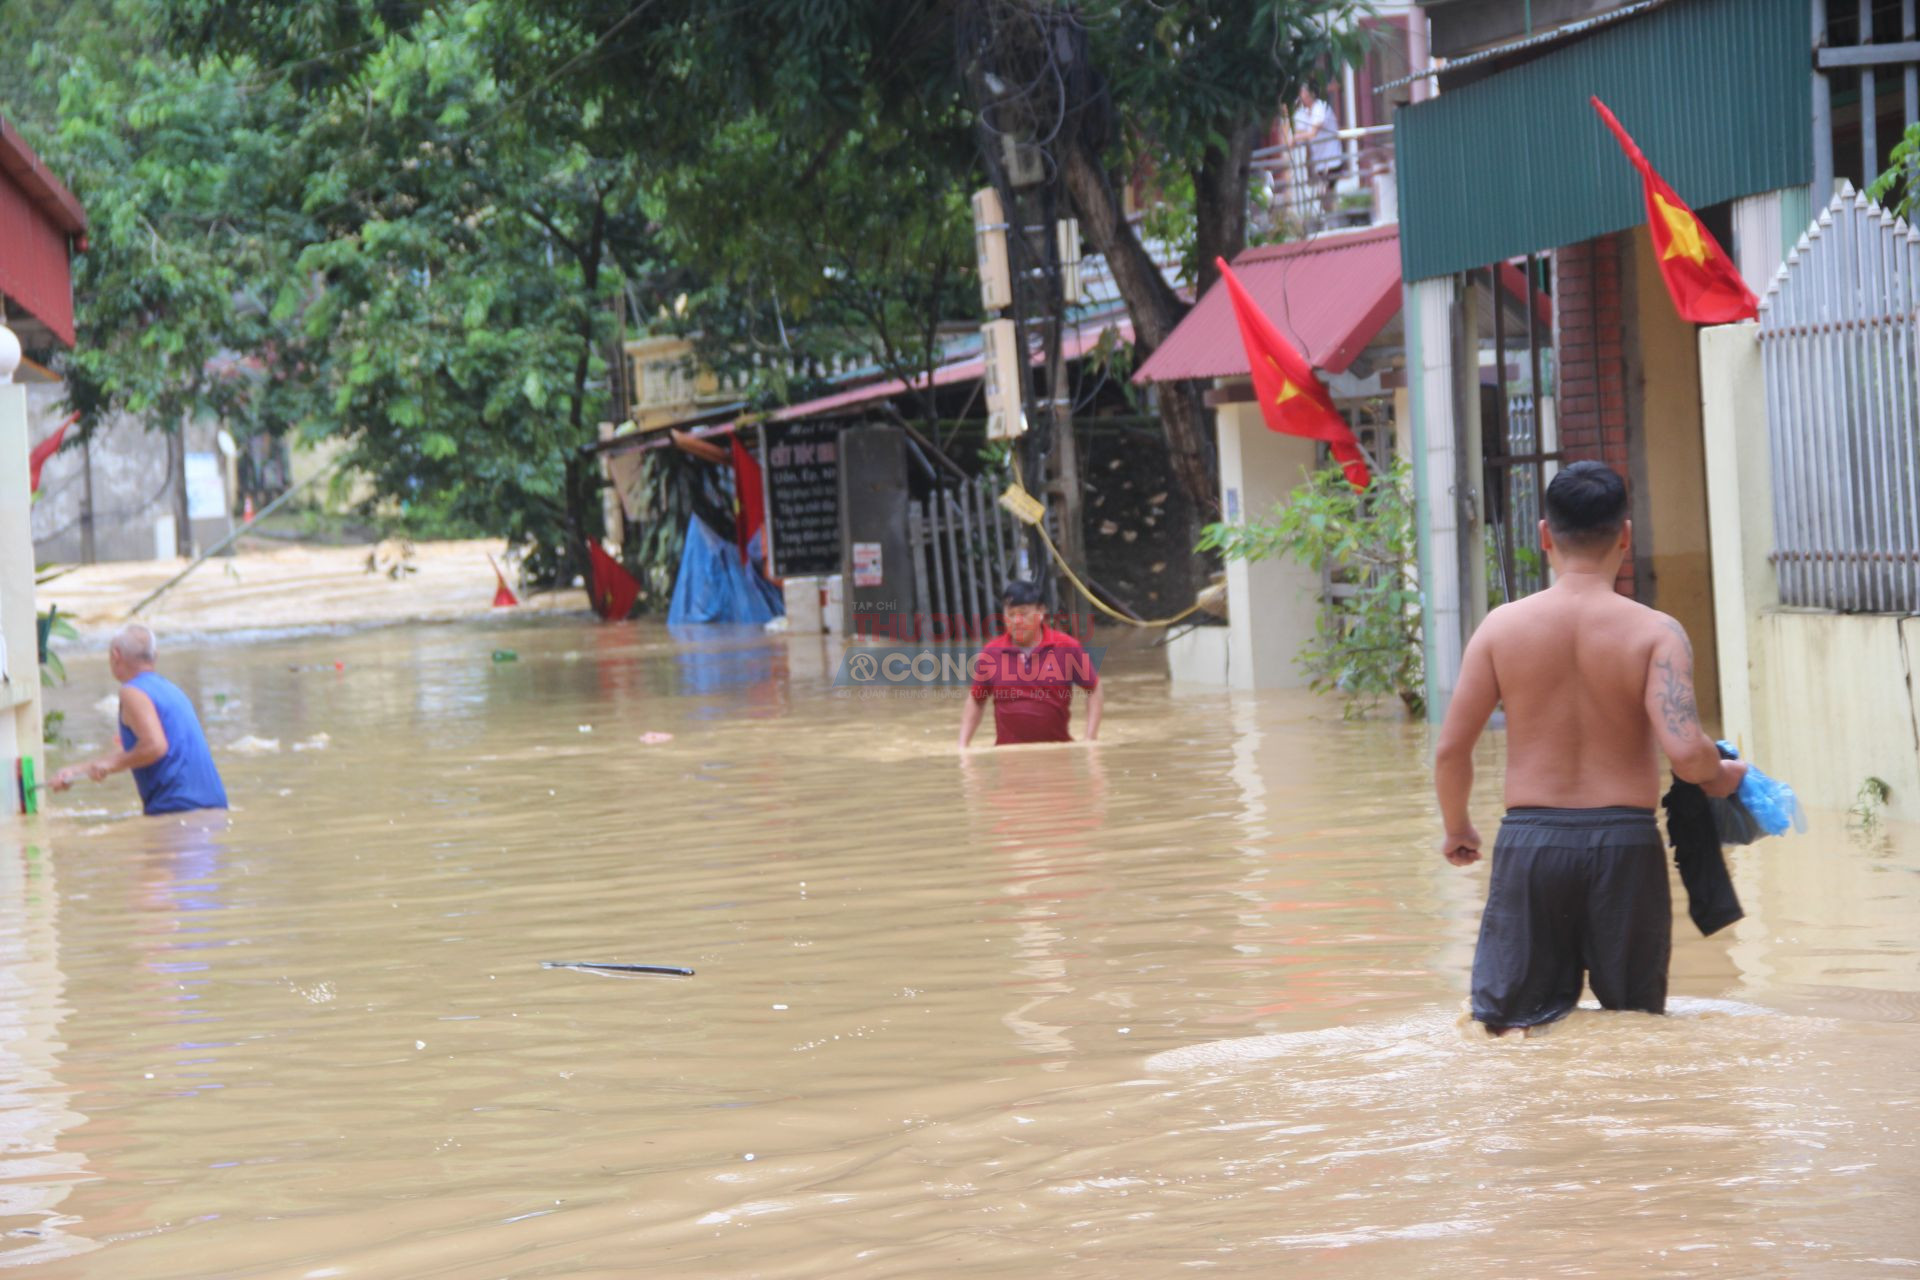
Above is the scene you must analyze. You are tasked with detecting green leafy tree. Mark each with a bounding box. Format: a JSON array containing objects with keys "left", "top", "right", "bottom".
[
  {"left": 29, "top": 40, "right": 315, "bottom": 543},
  {"left": 1868, "top": 122, "right": 1920, "bottom": 218},
  {"left": 648, "top": 110, "right": 979, "bottom": 429},
  {"left": 286, "top": 3, "right": 651, "bottom": 573},
  {"left": 380, "top": 0, "right": 1372, "bottom": 507},
  {"left": 1198, "top": 456, "right": 1423, "bottom": 718},
  {"left": 136, "top": 0, "right": 1372, "bottom": 564}
]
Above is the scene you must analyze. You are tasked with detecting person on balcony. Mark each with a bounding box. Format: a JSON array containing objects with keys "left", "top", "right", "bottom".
[{"left": 1289, "top": 83, "right": 1343, "bottom": 223}]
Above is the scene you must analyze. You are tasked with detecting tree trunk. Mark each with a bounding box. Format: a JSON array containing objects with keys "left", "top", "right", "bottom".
[
  {"left": 1193, "top": 117, "right": 1261, "bottom": 300},
  {"left": 563, "top": 195, "right": 610, "bottom": 580},
  {"left": 1058, "top": 132, "right": 1215, "bottom": 510}
]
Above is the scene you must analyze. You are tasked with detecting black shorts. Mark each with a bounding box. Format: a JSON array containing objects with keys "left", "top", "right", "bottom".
[{"left": 1470, "top": 806, "right": 1671, "bottom": 1030}]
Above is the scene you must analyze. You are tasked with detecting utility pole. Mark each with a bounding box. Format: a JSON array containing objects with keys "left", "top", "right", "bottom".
[{"left": 962, "top": 2, "right": 1090, "bottom": 626}]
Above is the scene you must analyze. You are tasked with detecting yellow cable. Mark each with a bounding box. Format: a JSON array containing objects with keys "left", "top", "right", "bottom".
[{"left": 999, "top": 473, "right": 1208, "bottom": 629}]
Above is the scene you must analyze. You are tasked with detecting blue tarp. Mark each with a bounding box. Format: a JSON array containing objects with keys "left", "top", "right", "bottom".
[{"left": 667, "top": 516, "right": 784, "bottom": 626}]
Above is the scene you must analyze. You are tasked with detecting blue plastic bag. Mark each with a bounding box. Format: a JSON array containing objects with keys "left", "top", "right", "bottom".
[{"left": 1707, "top": 741, "right": 1807, "bottom": 845}]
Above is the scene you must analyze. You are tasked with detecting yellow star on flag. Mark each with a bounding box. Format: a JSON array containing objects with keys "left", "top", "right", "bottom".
[
  {"left": 1266, "top": 356, "right": 1303, "bottom": 408},
  {"left": 1653, "top": 192, "right": 1710, "bottom": 265}
]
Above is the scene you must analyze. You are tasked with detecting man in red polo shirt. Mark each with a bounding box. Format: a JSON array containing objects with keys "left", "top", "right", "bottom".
[{"left": 958, "top": 580, "right": 1103, "bottom": 748}]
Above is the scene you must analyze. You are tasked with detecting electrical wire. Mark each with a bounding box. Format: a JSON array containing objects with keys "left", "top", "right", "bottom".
[{"left": 1003, "top": 467, "right": 1205, "bottom": 628}]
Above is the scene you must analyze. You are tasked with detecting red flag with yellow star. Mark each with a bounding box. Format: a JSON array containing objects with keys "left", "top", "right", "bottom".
[
  {"left": 1590, "top": 97, "right": 1758, "bottom": 324},
  {"left": 1214, "top": 258, "right": 1371, "bottom": 490}
]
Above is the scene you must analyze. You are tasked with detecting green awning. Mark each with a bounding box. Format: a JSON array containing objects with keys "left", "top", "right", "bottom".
[{"left": 1394, "top": 0, "right": 1812, "bottom": 281}]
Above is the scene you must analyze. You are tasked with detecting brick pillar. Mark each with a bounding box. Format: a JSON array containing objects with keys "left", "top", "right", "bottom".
[{"left": 1553, "top": 232, "right": 1636, "bottom": 597}]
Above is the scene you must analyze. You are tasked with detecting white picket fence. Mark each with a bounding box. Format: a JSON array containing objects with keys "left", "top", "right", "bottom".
[{"left": 1759, "top": 182, "right": 1920, "bottom": 614}]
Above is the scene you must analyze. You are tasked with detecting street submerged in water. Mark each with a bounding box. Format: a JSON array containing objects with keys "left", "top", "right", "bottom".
[{"left": 9, "top": 615, "right": 1919, "bottom": 1277}]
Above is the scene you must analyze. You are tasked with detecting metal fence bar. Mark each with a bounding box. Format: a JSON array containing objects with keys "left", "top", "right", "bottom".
[
  {"left": 1813, "top": 204, "right": 1844, "bottom": 609},
  {"left": 938, "top": 484, "right": 966, "bottom": 640},
  {"left": 974, "top": 477, "right": 1006, "bottom": 620},
  {"left": 908, "top": 499, "right": 930, "bottom": 642},
  {"left": 1899, "top": 221, "right": 1920, "bottom": 611},
  {"left": 1781, "top": 238, "right": 1807, "bottom": 605},
  {"left": 952, "top": 488, "right": 982, "bottom": 640},
  {"left": 1865, "top": 196, "right": 1896, "bottom": 612},
  {"left": 1838, "top": 193, "right": 1870, "bottom": 611},
  {"left": 1895, "top": 209, "right": 1920, "bottom": 614},
  {"left": 926, "top": 493, "right": 951, "bottom": 639},
  {"left": 1761, "top": 184, "right": 1920, "bottom": 612},
  {"left": 1764, "top": 245, "right": 1798, "bottom": 604}
]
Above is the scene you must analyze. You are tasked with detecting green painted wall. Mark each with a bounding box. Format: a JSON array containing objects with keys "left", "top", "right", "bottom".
[{"left": 1396, "top": 0, "right": 1812, "bottom": 281}]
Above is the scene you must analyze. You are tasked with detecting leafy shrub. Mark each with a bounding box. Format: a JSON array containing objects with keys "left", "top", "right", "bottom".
[{"left": 1197, "top": 457, "right": 1423, "bottom": 718}]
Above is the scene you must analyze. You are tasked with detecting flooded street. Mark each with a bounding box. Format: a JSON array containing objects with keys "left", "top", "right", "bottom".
[{"left": 8, "top": 617, "right": 1919, "bottom": 1277}]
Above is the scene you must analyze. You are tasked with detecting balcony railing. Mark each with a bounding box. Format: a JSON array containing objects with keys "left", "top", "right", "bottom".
[{"left": 1251, "top": 124, "right": 1397, "bottom": 240}]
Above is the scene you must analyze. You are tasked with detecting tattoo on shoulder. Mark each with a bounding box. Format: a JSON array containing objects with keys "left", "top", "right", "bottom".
[{"left": 1652, "top": 652, "right": 1700, "bottom": 736}]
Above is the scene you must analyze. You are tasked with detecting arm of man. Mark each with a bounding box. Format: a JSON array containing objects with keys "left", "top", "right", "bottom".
[
  {"left": 56, "top": 685, "right": 169, "bottom": 789},
  {"left": 1645, "top": 618, "right": 1746, "bottom": 797},
  {"left": 1433, "top": 620, "right": 1501, "bottom": 865},
  {"left": 958, "top": 691, "right": 987, "bottom": 751},
  {"left": 1083, "top": 683, "right": 1103, "bottom": 742}
]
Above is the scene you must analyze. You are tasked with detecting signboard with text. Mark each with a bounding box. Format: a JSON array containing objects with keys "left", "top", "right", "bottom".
[{"left": 763, "top": 419, "right": 842, "bottom": 578}]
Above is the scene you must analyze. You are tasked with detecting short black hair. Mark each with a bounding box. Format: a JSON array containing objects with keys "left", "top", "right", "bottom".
[
  {"left": 1001, "top": 578, "right": 1044, "bottom": 608},
  {"left": 1544, "top": 460, "right": 1628, "bottom": 550}
]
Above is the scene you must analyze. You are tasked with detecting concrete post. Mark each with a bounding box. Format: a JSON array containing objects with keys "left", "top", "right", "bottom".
[
  {"left": 0, "top": 324, "right": 46, "bottom": 813},
  {"left": 1216, "top": 396, "right": 1321, "bottom": 690},
  {"left": 1699, "top": 322, "right": 1772, "bottom": 753},
  {"left": 1407, "top": 274, "right": 1473, "bottom": 722}
]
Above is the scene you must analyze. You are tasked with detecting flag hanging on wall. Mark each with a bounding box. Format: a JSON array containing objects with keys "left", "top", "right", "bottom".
[
  {"left": 1214, "top": 257, "right": 1371, "bottom": 490},
  {"left": 29, "top": 412, "right": 76, "bottom": 494},
  {"left": 1590, "top": 96, "right": 1759, "bottom": 324}
]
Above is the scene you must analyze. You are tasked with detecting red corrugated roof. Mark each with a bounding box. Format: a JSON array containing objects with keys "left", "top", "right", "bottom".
[
  {"left": 0, "top": 116, "right": 87, "bottom": 348},
  {"left": 1133, "top": 225, "right": 1403, "bottom": 384},
  {"left": 770, "top": 315, "right": 1136, "bottom": 422}
]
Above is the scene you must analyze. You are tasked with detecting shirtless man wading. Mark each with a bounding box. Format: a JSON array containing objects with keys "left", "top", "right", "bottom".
[{"left": 1434, "top": 461, "right": 1746, "bottom": 1035}]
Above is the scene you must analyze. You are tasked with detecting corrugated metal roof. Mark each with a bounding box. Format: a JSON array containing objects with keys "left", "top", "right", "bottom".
[
  {"left": 1376, "top": 0, "right": 1672, "bottom": 92},
  {"left": 1394, "top": 0, "right": 1811, "bottom": 282},
  {"left": 595, "top": 313, "right": 1141, "bottom": 457},
  {"left": 770, "top": 313, "right": 1136, "bottom": 421},
  {"left": 1132, "top": 225, "right": 1403, "bottom": 384}
]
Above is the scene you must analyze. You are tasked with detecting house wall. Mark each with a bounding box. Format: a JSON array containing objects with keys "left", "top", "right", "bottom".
[
  {"left": 0, "top": 375, "right": 44, "bottom": 810},
  {"left": 1701, "top": 323, "right": 1920, "bottom": 824},
  {"left": 1162, "top": 396, "right": 1320, "bottom": 689},
  {"left": 1553, "top": 232, "right": 1636, "bottom": 597},
  {"left": 1626, "top": 223, "right": 1720, "bottom": 729},
  {"left": 29, "top": 388, "right": 236, "bottom": 564}
]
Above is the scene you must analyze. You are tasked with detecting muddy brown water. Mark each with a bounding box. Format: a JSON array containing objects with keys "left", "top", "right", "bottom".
[{"left": 7, "top": 619, "right": 1918, "bottom": 1277}]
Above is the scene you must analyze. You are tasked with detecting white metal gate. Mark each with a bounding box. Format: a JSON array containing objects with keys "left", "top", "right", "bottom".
[{"left": 1759, "top": 182, "right": 1920, "bottom": 614}]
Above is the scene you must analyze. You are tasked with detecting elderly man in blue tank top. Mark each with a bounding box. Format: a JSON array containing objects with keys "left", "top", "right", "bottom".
[{"left": 51, "top": 623, "right": 228, "bottom": 815}]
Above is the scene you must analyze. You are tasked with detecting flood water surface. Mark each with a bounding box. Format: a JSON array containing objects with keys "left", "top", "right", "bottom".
[{"left": 9, "top": 619, "right": 1919, "bottom": 1276}]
